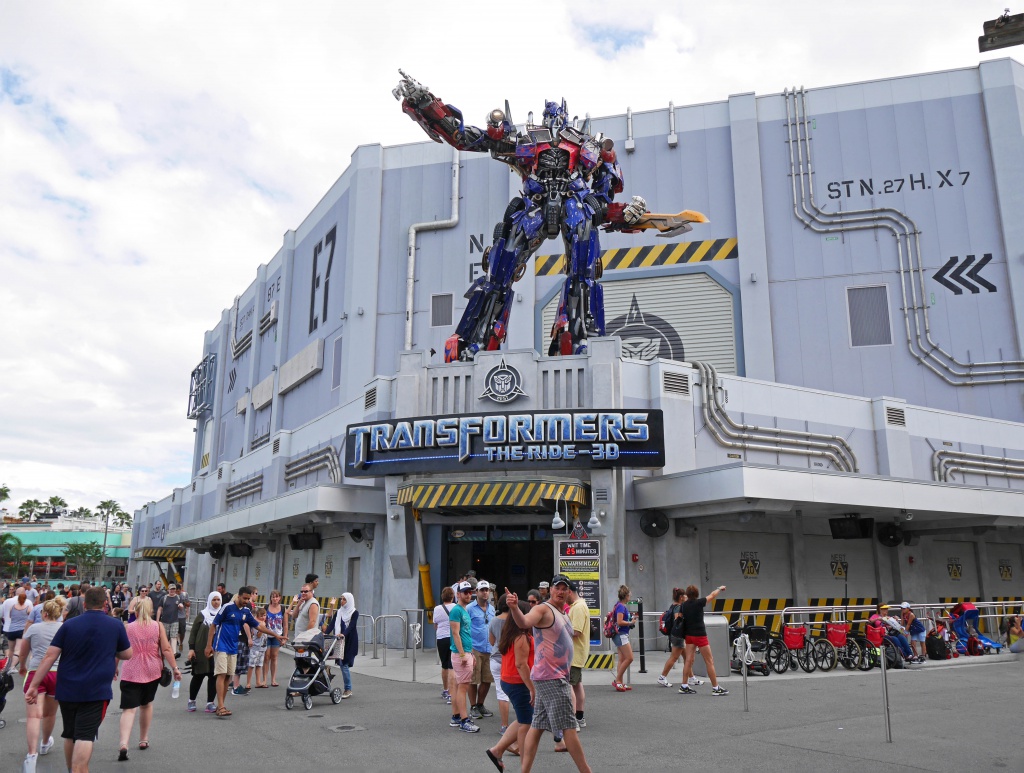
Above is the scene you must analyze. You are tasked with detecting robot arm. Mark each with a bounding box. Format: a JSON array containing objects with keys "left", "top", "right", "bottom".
[{"left": 393, "top": 70, "right": 515, "bottom": 154}]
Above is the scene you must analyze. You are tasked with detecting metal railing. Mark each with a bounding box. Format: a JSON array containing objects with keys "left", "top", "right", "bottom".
[{"left": 373, "top": 615, "right": 408, "bottom": 665}]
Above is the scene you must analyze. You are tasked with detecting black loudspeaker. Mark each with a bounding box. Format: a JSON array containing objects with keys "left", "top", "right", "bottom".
[
  {"left": 877, "top": 524, "right": 904, "bottom": 548},
  {"left": 209, "top": 544, "right": 226, "bottom": 559},
  {"left": 639, "top": 511, "right": 670, "bottom": 538},
  {"left": 288, "top": 533, "right": 322, "bottom": 550},
  {"left": 228, "top": 543, "right": 253, "bottom": 558}
]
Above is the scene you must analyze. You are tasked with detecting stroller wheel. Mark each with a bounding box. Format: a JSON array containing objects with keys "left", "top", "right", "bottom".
[
  {"left": 0, "top": 717, "right": 7, "bottom": 729},
  {"left": 302, "top": 695, "right": 313, "bottom": 711},
  {"left": 331, "top": 687, "right": 343, "bottom": 704},
  {"left": 285, "top": 695, "right": 294, "bottom": 710}
]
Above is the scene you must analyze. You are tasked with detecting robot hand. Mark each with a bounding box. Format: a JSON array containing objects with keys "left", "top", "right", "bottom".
[
  {"left": 622, "top": 195, "right": 647, "bottom": 224},
  {"left": 393, "top": 69, "right": 430, "bottom": 104}
]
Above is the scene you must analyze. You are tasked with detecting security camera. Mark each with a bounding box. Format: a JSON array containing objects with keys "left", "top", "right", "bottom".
[{"left": 902, "top": 510, "right": 914, "bottom": 522}]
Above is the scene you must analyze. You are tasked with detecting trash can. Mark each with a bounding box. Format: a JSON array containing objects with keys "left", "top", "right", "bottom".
[{"left": 691, "top": 615, "right": 730, "bottom": 679}]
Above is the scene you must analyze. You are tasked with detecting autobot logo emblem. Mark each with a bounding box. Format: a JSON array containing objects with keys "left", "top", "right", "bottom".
[
  {"left": 606, "top": 295, "right": 686, "bottom": 362},
  {"left": 480, "top": 358, "right": 527, "bottom": 404}
]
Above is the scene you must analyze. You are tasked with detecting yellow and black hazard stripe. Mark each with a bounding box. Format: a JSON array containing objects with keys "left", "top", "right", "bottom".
[
  {"left": 805, "top": 598, "right": 877, "bottom": 624},
  {"left": 712, "top": 598, "right": 792, "bottom": 632},
  {"left": 534, "top": 238, "right": 738, "bottom": 276},
  {"left": 136, "top": 547, "right": 187, "bottom": 561},
  {"left": 585, "top": 653, "right": 616, "bottom": 670},
  {"left": 397, "top": 480, "right": 588, "bottom": 510}
]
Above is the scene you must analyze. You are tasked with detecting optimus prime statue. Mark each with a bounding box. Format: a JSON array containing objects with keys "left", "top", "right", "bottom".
[{"left": 394, "top": 70, "right": 707, "bottom": 362}]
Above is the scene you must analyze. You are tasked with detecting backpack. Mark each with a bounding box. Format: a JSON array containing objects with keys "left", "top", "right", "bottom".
[
  {"left": 659, "top": 605, "right": 678, "bottom": 636},
  {"left": 603, "top": 609, "right": 618, "bottom": 639},
  {"left": 64, "top": 595, "right": 84, "bottom": 619},
  {"left": 925, "top": 632, "right": 949, "bottom": 660}
]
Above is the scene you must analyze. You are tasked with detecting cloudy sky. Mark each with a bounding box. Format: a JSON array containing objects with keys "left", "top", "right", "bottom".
[{"left": 0, "top": 1, "right": 1015, "bottom": 516}]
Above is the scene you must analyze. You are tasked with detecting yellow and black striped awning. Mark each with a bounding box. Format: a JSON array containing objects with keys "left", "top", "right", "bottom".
[
  {"left": 535, "top": 238, "right": 738, "bottom": 276},
  {"left": 397, "top": 480, "right": 588, "bottom": 512},
  {"left": 135, "top": 548, "right": 187, "bottom": 561}
]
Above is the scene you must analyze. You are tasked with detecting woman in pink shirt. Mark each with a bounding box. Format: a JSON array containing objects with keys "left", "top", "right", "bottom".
[{"left": 115, "top": 597, "right": 179, "bottom": 760}]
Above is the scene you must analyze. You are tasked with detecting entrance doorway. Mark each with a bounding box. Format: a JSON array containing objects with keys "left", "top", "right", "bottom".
[{"left": 443, "top": 525, "right": 557, "bottom": 594}]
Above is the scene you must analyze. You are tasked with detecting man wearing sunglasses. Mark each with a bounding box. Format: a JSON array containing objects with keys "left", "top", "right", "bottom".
[{"left": 448, "top": 581, "right": 480, "bottom": 733}]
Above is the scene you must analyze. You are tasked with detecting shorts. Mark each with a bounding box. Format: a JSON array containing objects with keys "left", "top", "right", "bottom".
[
  {"left": 436, "top": 638, "right": 452, "bottom": 669},
  {"left": 268, "top": 634, "right": 282, "bottom": 648},
  {"left": 686, "top": 635, "right": 710, "bottom": 648},
  {"left": 235, "top": 641, "right": 250, "bottom": 675},
  {"left": 569, "top": 666, "right": 583, "bottom": 686},
  {"left": 178, "top": 618, "right": 186, "bottom": 636},
  {"left": 531, "top": 678, "right": 578, "bottom": 733},
  {"left": 5, "top": 630, "right": 23, "bottom": 642},
  {"left": 452, "top": 651, "right": 474, "bottom": 684},
  {"left": 249, "top": 646, "right": 267, "bottom": 668},
  {"left": 119, "top": 678, "right": 160, "bottom": 709},
  {"left": 612, "top": 632, "right": 630, "bottom": 647},
  {"left": 471, "top": 650, "right": 493, "bottom": 684},
  {"left": 910, "top": 631, "right": 926, "bottom": 643},
  {"left": 501, "top": 680, "right": 533, "bottom": 725},
  {"left": 669, "top": 635, "right": 686, "bottom": 650},
  {"left": 489, "top": 661, "right": 508, "bottom": 701},
  {"left": 213, "top": 652, "right": 238, "bottom": 675},
  {"left": 25, "top": 670, "right": 57, "bottom": 697},
  {"left": 163, "top": 622, "right": 178, "bottom": 643},
  {"left": 59, "top": 700, "right": 109, "bottom": 742}
]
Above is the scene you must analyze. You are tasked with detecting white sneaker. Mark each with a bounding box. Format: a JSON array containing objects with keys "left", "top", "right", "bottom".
[
  {"left": 23, "top": 754, "right": 38, "bottom": 773},
  {"left": 657, "top": 675, "right": 671, "bottom": 687},
  {"left": 39, "top": 737, "right": 54, "bottom": 755},
  {"left": 688, "top": 676, "right": 705, "bottom": 686}
]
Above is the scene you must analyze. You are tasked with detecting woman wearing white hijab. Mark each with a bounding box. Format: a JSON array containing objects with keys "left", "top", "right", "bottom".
[
  {"left": 322, "top": 592, "right": 358, "bottom": 698},
  {"left": 186, "top": 592, "right": 222, "bottom": 713}
]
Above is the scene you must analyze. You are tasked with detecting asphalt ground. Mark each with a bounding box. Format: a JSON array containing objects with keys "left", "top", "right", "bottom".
[{"left": 0, "top": 651, "right": 1020, "bottom": 772}]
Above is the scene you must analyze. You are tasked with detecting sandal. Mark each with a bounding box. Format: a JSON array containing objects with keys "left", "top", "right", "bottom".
[
  {"left": 613, "top": 681, "right": 627, "bottom": 692},
  {"left": 485, "top": 749, "right": 505, "bottom": 772},
  {"left": 271, "top": 682, "right": 280, "bottom": 687},
  {"left": 138, "top": 741, "right": 149, "bottom": 750},
  {"left": 215, "top": 707, "right": 232, "bottom": 718}
]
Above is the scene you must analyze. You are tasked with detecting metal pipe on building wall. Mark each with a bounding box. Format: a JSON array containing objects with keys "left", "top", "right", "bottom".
[
  {"left": 784, "top": 88, "right": 1024, "bottom": 384},
  {"left": 405, "top": 146, "right": 460, "bottom": 351}
]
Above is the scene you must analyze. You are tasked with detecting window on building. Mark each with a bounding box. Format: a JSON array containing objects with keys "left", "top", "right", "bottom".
[
  {"left": 847, "top": 285, "right": 892, "bottom": 347},
  {"left": 332, "top": 336, "right": 344, "bottom": 390},
  {"left": 431, "top": 294, "right": 453, "bottom": 327}
]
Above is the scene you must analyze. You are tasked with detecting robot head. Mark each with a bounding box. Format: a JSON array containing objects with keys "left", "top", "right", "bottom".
[{"left": 542, "top": 99, "right": 568, "bottom": 132}]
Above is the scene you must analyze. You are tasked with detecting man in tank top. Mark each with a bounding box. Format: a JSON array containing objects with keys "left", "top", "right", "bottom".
[{"left": 506, "top": 575, "right": 592, "bottom": 773}]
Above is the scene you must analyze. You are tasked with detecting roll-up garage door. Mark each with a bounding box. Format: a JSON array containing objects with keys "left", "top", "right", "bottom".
[
  {"left": 927, "top": 540, "right": 981, "bottom": 598},
  {"left": 541, "top": 273, "right": 736, "bottom": 372}
]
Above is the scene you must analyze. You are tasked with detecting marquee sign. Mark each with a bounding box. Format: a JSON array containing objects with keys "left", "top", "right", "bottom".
[{"left": 345, "top": 409, "right": 665, "bottom": 476}]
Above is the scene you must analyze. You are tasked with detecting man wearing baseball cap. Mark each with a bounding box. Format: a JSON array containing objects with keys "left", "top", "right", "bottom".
[
  {"left": 537, "top": 581, "right": 550, "bottom": 602},
  {"left": 449, "top": 581, "right": 480, "bottom": 732},
  {"left": 467, "top": 580, "right": 496, "bottom": 719},
  {"left": 505, "top": 575, "right": 591, "bottom": 773}
]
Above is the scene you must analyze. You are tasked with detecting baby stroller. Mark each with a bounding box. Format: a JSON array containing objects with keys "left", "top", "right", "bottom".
[
  {"left": 0, "top": 655, "right": 15, "bottom": 729},
  {"left": 729, "top": 621, "right": 771, "bottom": 676},
  {"left": 285, "top": 629, "right": 343, "bottom": 710}
]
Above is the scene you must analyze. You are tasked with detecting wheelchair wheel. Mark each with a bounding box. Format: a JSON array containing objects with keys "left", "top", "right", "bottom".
[
  {"left": 766, "top": 639, "right": 790, "bottom": 674},
  {"left": 838, "top": 639, "right": 862, "bottom": 670},
  {"left": 796, "top": 644, "right": 817, "bottom": 673},
  {"left": 882, "top": 640, "right": 900, "bottom": 669},
  {"left": 813, "top": 639, "right": 838, "bottom": 671},
  {"left": 854, "top": 638, "right": 874, "bottom": 670}
]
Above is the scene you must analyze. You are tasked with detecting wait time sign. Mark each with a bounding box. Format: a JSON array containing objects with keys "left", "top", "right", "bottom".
[{"left": 557, "top": 539, "right": 602, "bottom": 644}]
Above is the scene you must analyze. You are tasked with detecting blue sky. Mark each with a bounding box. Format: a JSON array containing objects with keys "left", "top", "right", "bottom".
[{"left": 0, "top": 1, "right": 1013, "bottom": 515}]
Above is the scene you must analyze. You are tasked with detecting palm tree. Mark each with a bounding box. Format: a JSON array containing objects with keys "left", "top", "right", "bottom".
[
  {"left": 0, "top": 484, "right": 10, "bottom": 503},
  {"left": 70, "top": 507, "right": 93, "bottom": 519},
  {"left": 0, "top": 533, "right": 23, "bottom": 567},
  {"left": 96, "top": 500, "right": 126, "bottom": 580},
  {"left": 18, "top": 499, "right": 43, "bottom": 522},
  {"left": 113, "top": 510, "right": 133, "bottom": 529},
  {"left": 47, "top": 496, "right": 68, "bottom": 513}
]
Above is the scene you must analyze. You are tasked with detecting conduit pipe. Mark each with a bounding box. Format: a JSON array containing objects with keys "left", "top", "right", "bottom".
[
  {"left": 784, "top": 88, "right": 1024, "bottom": 384},
  {"left": 931, "top": 448, "right": 1024, "bottom": 482},
  {"left": 405, "top": 146, "right": 460, "bottom": 350},
  {"left": 694, "top": 361, "right": 857, "bottom": 472}
]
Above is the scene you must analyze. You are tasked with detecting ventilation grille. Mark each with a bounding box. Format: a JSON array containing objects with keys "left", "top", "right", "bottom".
[
  {"left": 848, "top": 286, "right": 893, "bottom": 347},
  {"left": 431, "top": 294, "right": 453, "bottom": 327},
  {"left": 192, "top": 482, "right": 197, "bottom": 493},
  {"left": 273, "top": 438, "right": 281, "bottom": 454},
  {"left": 365, "top": 387, "right": 377, "bottom": 411},
  {"left": 885, "top": 407, "right": 906, "bottom": 427},
  {"left": 663, "top": 372, "right": 690, "bottom": 396},
  {"left": 593, "top": 488, "right": 610, "bottom": 504},
  {"left": 388, "top": 494, "right": 398, "bottom": 506},
  {"left": 217, "top": 468, "right": 223, "bottom": 480},
  {"left": 171, "top": 492, "right": 176, "bottom": 502}
]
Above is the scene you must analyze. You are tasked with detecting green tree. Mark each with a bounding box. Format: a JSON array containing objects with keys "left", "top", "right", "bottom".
[
  {"left": 18, "top": 499, "right": 43, "bottom": 521},
  {"left": 70, "top": 507, "right": 93, "bottom": 519},
  {"left": 47, "top": 495, "right": 68, "bottom": 512},
  {"left": 0, "top": 533, "right": 25, "bottom": 572},
  {"left": 113, "top": 509, "right": 133, "bottom": 528},
  {"left": 0, "top": 484, "right": 9, "bottom": 503},
  {"left": 64, "top": 541, "right": 105, "bottom": 578}
]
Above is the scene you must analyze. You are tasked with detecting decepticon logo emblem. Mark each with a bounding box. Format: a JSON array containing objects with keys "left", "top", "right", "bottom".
[{"left": 480, "top": 358, "right": 527, "bottom": 404}]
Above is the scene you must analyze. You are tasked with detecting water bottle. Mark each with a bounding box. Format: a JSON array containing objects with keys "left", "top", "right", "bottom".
[{"left": 171, "top": 679, "right": 180, "bottom": 699}]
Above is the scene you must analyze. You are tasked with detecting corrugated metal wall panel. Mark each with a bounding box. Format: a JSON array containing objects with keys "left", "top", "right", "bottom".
[{"left": 541, "top": 273, "right": 736, "bottom": 373}]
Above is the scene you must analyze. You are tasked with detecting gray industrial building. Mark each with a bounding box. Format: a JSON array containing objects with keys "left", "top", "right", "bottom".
[{"left": 132, "top": 59, "right": 1024, "bottom": 635}]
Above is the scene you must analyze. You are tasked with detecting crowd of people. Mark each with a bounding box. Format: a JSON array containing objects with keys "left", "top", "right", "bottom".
[{"left": 0, "top": 573, "right": 361, "bottom": 772}]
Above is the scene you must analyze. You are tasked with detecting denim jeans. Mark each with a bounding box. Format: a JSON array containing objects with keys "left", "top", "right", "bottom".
[{"left": 340, "top": 662, "right": 352, "bottom": 691}]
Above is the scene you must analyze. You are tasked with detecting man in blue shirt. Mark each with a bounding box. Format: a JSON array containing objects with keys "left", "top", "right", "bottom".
[
  {"left": 205, "top": 585, "right": 282, "bottom": 718},
  {"left": 25, "top": 586, "right": 132, "bottom": 773},
  {"left": 466, "top": 579, "right": 495, "bottom": 719}
]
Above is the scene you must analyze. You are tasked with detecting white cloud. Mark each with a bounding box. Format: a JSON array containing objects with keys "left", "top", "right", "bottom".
[{"left": 0, "top": 0, "right": 1012, "bottom": 512}]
